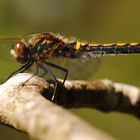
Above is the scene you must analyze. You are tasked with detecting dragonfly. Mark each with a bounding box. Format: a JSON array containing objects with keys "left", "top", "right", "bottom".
[{"left": 1, "top": 32, "right": 140, "bottom": 101}]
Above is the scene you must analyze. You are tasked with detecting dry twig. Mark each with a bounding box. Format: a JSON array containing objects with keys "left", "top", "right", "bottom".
[
  {"left": 0, "top": 73, "right": 115, "bottom": 140},
  {"left": 57, "top": 79, "right": 140, "bottom": 118}
]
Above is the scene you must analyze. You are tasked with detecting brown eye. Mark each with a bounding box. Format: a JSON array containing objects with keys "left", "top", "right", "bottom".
[{"left": 14, "top": 41, "right": 25, "bottom": 56}]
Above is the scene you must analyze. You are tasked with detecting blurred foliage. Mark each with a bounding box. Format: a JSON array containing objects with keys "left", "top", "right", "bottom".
[{"left": 1, "top": 0, "right": 140, "bottom": 139}]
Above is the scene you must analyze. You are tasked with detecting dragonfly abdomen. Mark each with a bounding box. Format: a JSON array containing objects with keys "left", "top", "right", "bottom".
[{"left": 75, "top": 42, "right": 140, "bottom": 56}]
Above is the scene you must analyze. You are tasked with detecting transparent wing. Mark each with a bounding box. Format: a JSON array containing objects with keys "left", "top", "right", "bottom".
[{"left": 47, "top": 56, "right": 100, "bottom": 80}]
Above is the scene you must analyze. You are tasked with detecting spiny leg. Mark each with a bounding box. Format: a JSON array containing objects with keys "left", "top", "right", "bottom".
[
  {"left": 7, "top": 59, "right": 34, "bottom": 80},
  {"left": 44, "top": 62, "right": 68, "bottom": 86},
  {"left": 38, "top": 62, "right": 58, "bottom": 101},
  {"left": 21, "top": 63, "right": 40, "bottom": 86}
]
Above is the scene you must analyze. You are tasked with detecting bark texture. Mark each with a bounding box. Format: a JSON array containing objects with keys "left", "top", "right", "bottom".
[{"left": 0, "top": 73, "right": 115, "bottom": 140}]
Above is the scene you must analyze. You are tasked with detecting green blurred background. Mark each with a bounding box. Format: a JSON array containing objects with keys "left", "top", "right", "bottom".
[{"left": 0, "top": 0, "right": 140, "bottom": 139}]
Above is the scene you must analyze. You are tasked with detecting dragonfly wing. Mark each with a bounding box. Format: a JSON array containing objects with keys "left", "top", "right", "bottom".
[{"left": 47, "top": 56, "right": 100, "bottom": 80}]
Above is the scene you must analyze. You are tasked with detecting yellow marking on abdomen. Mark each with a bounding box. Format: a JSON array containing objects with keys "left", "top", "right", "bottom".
[
  {"left": 88, "top": 43, "right": 101, "bottom": 47},
  {"left": 75, "top": 41, "right": 86, "bottom": 50},
  {"left": 103, "top": 43, "right": 115, "bottom": 47},
  {"left": 75, "top": 41, "right": 81, "bottom": 50},
  {"left": 129, "top": 43, "right": 140, "bottom": 46},
  {"left": 116, "top": 43, "right": 128, "bottom": 46},
  {"left": 76, "top": 42, "right": 140, "bottom": 49}
]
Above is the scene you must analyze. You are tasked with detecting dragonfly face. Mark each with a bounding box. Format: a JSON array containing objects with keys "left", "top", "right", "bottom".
[{"left": 11, "top": 41, "right": 30, "bottom": 64}]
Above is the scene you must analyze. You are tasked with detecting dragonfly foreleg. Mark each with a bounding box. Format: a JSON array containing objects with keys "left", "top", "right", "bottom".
[{"left": 6, "top": 59, "right": 34, "bottom": 80}]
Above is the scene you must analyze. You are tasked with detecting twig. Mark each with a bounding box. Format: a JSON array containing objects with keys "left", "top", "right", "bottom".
[
  {"left": 0, "top": 73, "right": 114, "bottom": 140},
  {"left": 56, "top": 79, "right": 140, "bottom": 118}
]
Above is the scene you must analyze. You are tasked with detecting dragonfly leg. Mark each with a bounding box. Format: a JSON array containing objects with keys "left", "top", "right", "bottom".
[
  {"left": 21, "top": 63, "right": 40, "bottom": 86},
  {"left": 7, "top": 59, "right": 34, "bottom": 80},
  {"left": 38, "top": 62, "right": 58, "bottom": 101},
  {"left": 44, "top": 62, "right": 68, "bottom": 86}
]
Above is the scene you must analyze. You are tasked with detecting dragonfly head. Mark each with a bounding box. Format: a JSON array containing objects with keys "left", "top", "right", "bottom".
[{"left": 11, "top": 41, "right": 30, "bottom": 64}]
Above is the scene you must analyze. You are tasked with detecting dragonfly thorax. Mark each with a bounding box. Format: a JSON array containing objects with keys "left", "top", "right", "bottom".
[{"left": 11, "top": 41, "right": 30, "bottom": 64}]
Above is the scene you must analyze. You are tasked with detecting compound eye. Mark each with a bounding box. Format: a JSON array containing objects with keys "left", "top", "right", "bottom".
[{"left": 14, "top": 41, "right": 25, "bottom": 57}]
